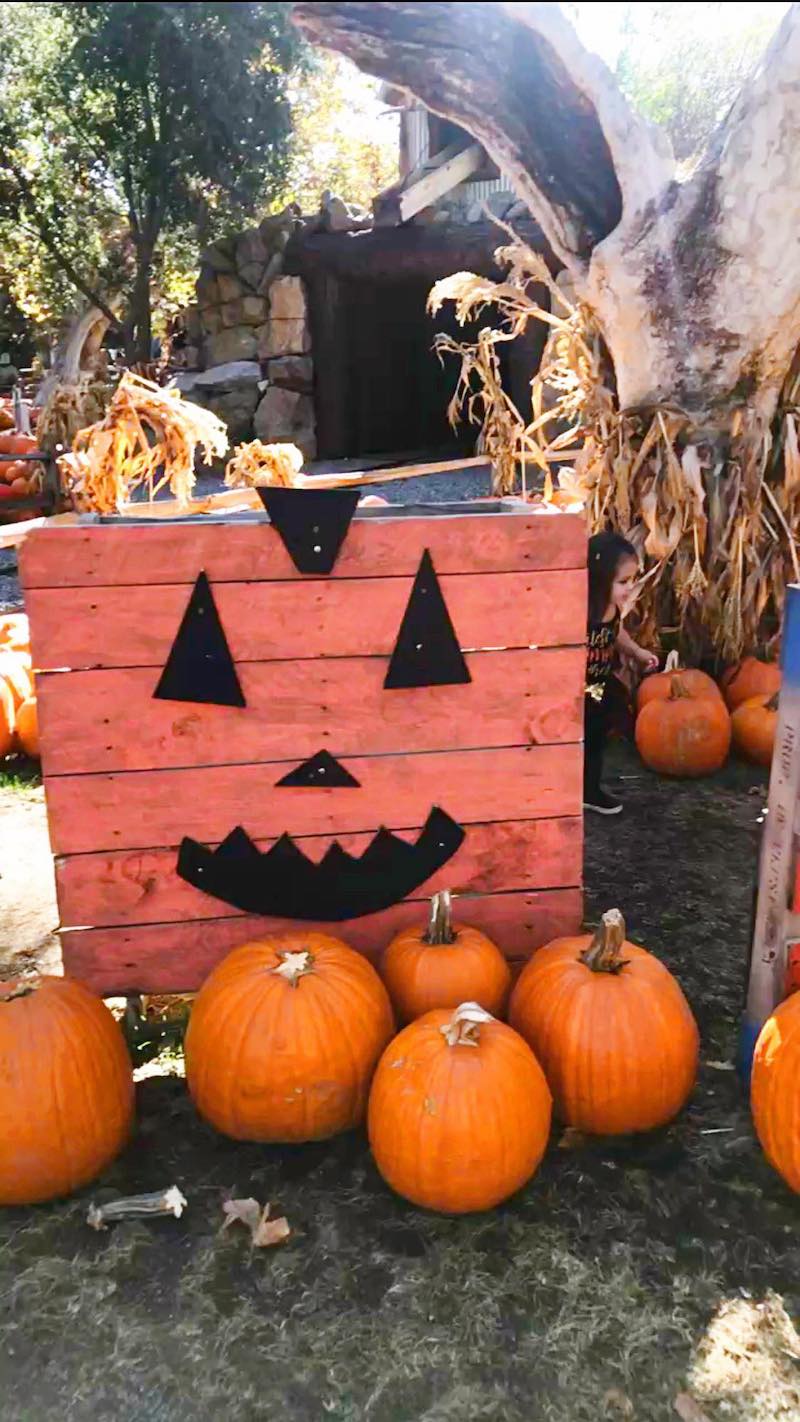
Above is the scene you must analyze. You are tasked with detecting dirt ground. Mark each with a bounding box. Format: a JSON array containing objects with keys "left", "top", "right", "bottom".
[{"left": 1, "top": 740, "right": 799, "bottom": 1422}]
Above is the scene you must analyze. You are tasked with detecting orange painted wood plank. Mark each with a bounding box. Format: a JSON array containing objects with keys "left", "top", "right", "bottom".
[
  {"left": 60, "top": 886, "right": 584, "bottom": 995},
  {"left": 26, "top": 568, "right": 586, "bottom": 670},
  {"left": 44, "top": 743, "right": 582, "bottom": 855},
  {"left": 55, "top": 816, "right": 582, "bottom": 929},
  {"left": 19, "top": 509, "right": 586, "bottom": 589},
  {"left": 35, "top": 647, "right": 585, "bottom": 775}
]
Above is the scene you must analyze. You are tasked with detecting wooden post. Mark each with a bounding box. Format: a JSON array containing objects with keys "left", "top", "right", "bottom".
[{"left": 739, "top": 583, "right": 800, "bottom": 1080}]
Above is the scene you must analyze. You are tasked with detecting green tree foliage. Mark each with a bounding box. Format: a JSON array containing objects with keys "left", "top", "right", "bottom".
[
  {"left": 283, "top": 52, "right": 398, "bottom": 213},
  {"left": 0, "top": 2, "right": 299, "bottom": 360},
  {"left": 611, "top": 3, "right": 786, "bottom": 165}
]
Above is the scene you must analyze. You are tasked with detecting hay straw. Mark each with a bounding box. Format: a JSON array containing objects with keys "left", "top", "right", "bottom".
[{"left": 224, "top": 441, "right": 304, "bottom": 489}]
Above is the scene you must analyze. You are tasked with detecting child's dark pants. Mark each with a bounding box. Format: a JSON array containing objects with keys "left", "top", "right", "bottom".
[{"left": 583, "top": 689, "right": 609, "bottom": 799}]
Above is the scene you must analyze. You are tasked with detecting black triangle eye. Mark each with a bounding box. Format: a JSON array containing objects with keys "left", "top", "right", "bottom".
[
  {"left": 258, "top": 487, "right": 360, "bottom": 574},
  {"left": 384, "top": 549, "right": 471, "bottom": 690},
  {"left": 154, "top": 572, "right": 245, "bottom": 707}
]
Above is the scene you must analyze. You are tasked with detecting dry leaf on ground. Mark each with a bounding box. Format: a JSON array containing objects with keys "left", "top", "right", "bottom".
[
  {"left": 674, "top": 1393, "right": 711, "bottom": 1422},
  {"left": 221, "top": 1197, "right": 291, "bottom": 1248}
]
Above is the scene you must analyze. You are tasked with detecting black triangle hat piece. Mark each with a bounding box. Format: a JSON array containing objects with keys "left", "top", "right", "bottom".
[
  {"left": 258, "top": 486, "right": 361, "bottom": 574},
  {"left": 154, "top": 571, "right": 245, "bottom": 707},
  {"left": 384, "top": 548, "right": 471, "bottom": 690},
  {"left": 275, "top": 749, "right": 360, "bottom": 788}
]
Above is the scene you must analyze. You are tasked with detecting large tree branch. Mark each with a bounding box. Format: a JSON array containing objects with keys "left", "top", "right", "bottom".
[{"left": 292, "top": 1, "right": 669, "bottom": 270}]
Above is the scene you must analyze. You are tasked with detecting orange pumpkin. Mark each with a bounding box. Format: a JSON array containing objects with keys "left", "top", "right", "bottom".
[
  {"left": 0, "top": 650, "right": 32, "bottom": 710},
  {"left": 0, "top": 678, "right": 14, "bottom": 758},
  {"left": 15, "top": 696, "right": 38, "bottom": 758},
  {"left": 0, "top": 613, "right": 29, "bottom": 650},
  {"left": 509, "top": 910, "right": 699, "bottom": 1134},
  {"left": 185, "top": 933, "right": 394, "bottom": 1143},
  {"left": 637, "top": 650, "right": 723, "bottom": 712},
  {"left": 0, "top": 433, "right": 36, "bottom": 457},
  {"left": 751, "top": 992, "right": 800, "bottom": 1192},
  {"left": 380, "top": 890, "right": 511, "bottom": 1023},
  {"left": 721, "top": 656, "right": 781, "bottom": 711},
  {"left": 368, "top": 1002, "right": 552, "bottom": 1212},
  {"left": 731, "top": 691, "right": 778, "bottom": 767},
  {"left": 635, "top": 674, "right": 731, "bottom": 777},
  {"left": 0, "top": 976, "right": 134, "bottom": 1204}
]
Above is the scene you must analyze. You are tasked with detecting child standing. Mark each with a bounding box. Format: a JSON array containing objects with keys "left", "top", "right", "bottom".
[{"left": 584, "top": 531, "right": 658, "bottom": 815}]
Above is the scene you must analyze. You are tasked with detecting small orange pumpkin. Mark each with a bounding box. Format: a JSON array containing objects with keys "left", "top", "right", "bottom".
[
  {"left": 751, "top": 992, "right": 800, "bottom": 1192},
  {"left": 15, "top": 696, "right": 38, "bottom": 758},
  {"left": 637, "top": 650, "right": 723, "bottom": 712},
  {"left": 0, "top": 678, "right": 15, "bottom": 758},
  {"left": 380, "top": 890, "right": 511, "bottom": 1023},
  {"left": 509, "top": 910, "right": 699, "bottom": 1134},
  {"left": 0, "top": 650, "right": 32, "bottom": 710},
  {"left": 635, "top": 673, "right": 731, "bottom": 777},
  {"left": 731, "top": 690, "right": 778, "bottom": 767},
  {"left": 721, "top": 656, "right": 781, "bottom": 711},
  {"left": 368, "top": 1001, "right": 552, "bottom": 1212},
  {"left": 185, "top": 933, "right": 395, "bottom": 1143},
  {"left": 0, "top": 976, "right": 134, "bottom": 1204}
]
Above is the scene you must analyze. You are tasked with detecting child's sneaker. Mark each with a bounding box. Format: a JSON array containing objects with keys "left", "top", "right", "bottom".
[{"left": 583, "top": 788, "right": 622, "bottom": 816}]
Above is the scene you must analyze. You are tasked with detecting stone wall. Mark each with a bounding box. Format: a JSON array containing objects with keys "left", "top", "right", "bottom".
[{"left": 180, "top": 209, "right": 316, "bottom": 460}]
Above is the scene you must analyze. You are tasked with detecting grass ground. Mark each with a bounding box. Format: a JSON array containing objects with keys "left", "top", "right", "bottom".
[{"left": 1, "top": 744, "right": 799, "bottom": 1422}]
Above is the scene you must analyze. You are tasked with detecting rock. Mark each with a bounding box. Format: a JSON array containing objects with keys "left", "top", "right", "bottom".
[
  {"left": 506, "top": 199, "right": 529, "bottom": 220},
  {"left": 235, "top": 227, "right": 268, "bottom": 270},
  {"left": 323, "top": 193, "right": 354, "bottom": 231},
  {"left": 240, "top": 295, "right": 268, "bottom": 327},
  {"left": 217, "top": 272, "right": 244, "bottom": 304},
  {"left": 205, "top": 385, "right": 260, "bottom": 446},
  {"left": 466, "top": 201, "right": 484, "bottom": 223},
  {"left": 173, "top": 372, "right": 202, "bottom": 396},
  {"left": 257, "top": 318, "right": 310, "bottom": 359},
  {"left": 196, "top": 268, "right": 221, "bottom": 305},
  {"left": 200, "top": 240, "right": 236, "bottom": 273},
  {"left": 258, "top": 206, "right": 301, "bottom": 245},
  {"left": 201, "top": 307, "right": 224, "bottom": 336},
  {"left": 181, "top": 345, "right": 201, "bottom": 370},
  {"left": 205, "top": 326, "right": 258, "bottom": 365},
  {"left": 254, "top": 386, "right": 316, "bottom": 458},
  {"left": 265, "top": 355, "right": 313, "bottom": 393},
  {"left": 195, "top": 361, "right": 261, "bottom": 392},
  {"left": 184, "top": 306, "right": 202, "bottom": 342},
  {"left": 220, "top": 301, "right": 243, "bottom": 329},
  {"left": 486, "top": 191, "right": 514, "bottom": 218},
  {"left": 268, "top": 276, "right": 307, "bottom": 323},
  {"left": 256, "top": 251, "right": 285, "bottom": 296},
  {"left": 238, "top": 261, "right": 265, "bottom": 291}
]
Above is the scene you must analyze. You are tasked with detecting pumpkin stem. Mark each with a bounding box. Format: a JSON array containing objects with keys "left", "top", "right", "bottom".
[
  {"left": 580, "top": 910, "right": 630, "bottom": 974},
  {"left": 668, "top": 675, "right": 692, "bottom": 700},
  {"left": 272, "top": 950, "right": 314, "bottom": 986},
  {"left": 767, "top": 691, "right": 780, "bottom": 712},
  {"left": 664, "top": 650, "right": 681, "bottom": 672},
  {"left": 424, "top": 890, "right": 457, "bottom": 945},
  {"left": 440, "top": 1000, "right": 494, "bottom": 1047},
  {"left": 0, "top": 980, "right": 38, "bottom": 1003}
]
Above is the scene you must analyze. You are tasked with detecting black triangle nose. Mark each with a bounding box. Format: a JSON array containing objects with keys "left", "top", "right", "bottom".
[{"left": 275, "top": 749, "right": 360, "bottom": 787}]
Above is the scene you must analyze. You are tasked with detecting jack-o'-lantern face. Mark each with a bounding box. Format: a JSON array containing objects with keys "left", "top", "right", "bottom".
[{"left": 156, "top": 489, "right": 471, "bottom": 922}]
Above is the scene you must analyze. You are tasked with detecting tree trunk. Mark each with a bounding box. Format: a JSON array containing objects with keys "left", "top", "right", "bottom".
[
  {"left": 292, "top": 1, "right": 800, "bottom": 429},
  {"left": 130, "top": 236, "right": 156, "bottom": 366}
]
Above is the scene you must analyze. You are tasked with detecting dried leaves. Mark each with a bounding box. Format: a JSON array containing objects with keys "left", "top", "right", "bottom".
[
  {"left": 224, "top": 441, "right": 305, "bottom": 490},
  {"left": 58, "top": 372, "right": 228, "bottom": 513},
  {"left": 429, "top": 235, "right": 800, "bottom": 660},
  {"left": 221, "top": 1198, "right": 291, "bottom": 1248}
]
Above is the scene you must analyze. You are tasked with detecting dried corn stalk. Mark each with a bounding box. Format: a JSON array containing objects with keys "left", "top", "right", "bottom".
[
  {"left": 430, "top": 234, "right": 800, "bottom": 661},
  {"left": 58, "top": 371, "right": 228, "bottom": 513},
  {"left": 36, "top": 375, "right": 112, "bottom": 456},
  {"left": 224, "top": 441, "right": 304, "bottom": 489}
]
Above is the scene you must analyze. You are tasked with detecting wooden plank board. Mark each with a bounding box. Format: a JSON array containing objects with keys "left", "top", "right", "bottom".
[
  {"left": 27, "top": 569, "right": 586, "bottom": 670},
  {"left": 36, "top": 647, "right": 584, "bottom": 776},
  {"left": 19, "top": 510, "right": 586, "bottom": 588},
  {"left": 44, "top": 743, "right": 582, "bottom": 855},
  {"left": 56, "top": 816, "right": 582, "bottom": 929},
  {"left": 60, "top": 886, "right": 585, "bottom": 994}
]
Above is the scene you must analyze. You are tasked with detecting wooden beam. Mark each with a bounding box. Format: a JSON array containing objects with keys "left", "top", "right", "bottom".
[{"left": 376, "top": 142, "right": 484, "bottom": 226}]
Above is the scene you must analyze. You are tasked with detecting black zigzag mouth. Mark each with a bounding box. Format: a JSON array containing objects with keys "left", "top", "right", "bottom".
[{"left": 176, "top": 806, "right": 466, "bottom": 922}]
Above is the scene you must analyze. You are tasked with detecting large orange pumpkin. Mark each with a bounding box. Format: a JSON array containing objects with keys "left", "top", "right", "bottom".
[
  {"left": 0, "top": 650, "right": 32, "bottom": 710},
  {"left": 635, "top": 675, "right": 731, "bottom": 777},
  {"left": 722, "top": 656, "right": 781, "bottom": 711},
  {"left": 0, "top": 976, "right": 134, "bottom": 1204},
  {"left": 15, "top": 696, "right": 38, "bottom": 758},
  {"left": 368, "top": 1001, "right": 552, "bottom": 1212},
  {"left": 751, "top": 994, "right": 800, "bottom": 1191},
  {"left": 731, "top": 691, "right": 778, "bottom": 767},
  {"left": 380, "top": 890, "right": 511, "bottom": 1023},
  {"left": 185, "top": 933, "right": 394, "bottom": 1142},
  {"left": 0, "top": 679, "right": 14, "bottom": 759},
  {"left": 508, "top": 910, "right": 699, "bottom": 1134},
  {"left": 637, "top": 650, "right": 722, "bottom": 712}
]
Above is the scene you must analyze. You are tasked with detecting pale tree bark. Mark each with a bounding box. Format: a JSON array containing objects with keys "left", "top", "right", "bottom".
[{"left": 292, "top": 1, "right": 800, "bottom": 427}]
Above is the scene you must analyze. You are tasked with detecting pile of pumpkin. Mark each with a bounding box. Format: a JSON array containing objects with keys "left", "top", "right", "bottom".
[
  {"left": 0, "top": 613, "right": 39, "bottom": 761},
  {"left": 635, "top": 652, "right": 781, "bottom": 777},
  {"left": 0, "top": 399, "right": 43, "bottom": 515}
]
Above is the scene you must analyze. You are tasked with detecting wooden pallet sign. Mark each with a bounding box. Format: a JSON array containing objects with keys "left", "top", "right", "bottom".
[
  {"left": 20, "top": 498, "right": 587, "bottom": 996},
  {"left": 740, "top": 583, "right": 800, "bottom": 1078}
]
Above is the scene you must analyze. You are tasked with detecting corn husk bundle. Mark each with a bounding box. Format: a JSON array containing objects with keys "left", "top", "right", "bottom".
[
  {"left": 224, "top": 440, "right": 304, "bottom": 489},
  {"left": 36, "top": 375, "right": 112, "bottom": 456},
  {"left": 429, "top": 233, "right": 800, "bottom": 661},
  {"left": 58, "top": 372, "right": 228, "bottom": 513}
]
